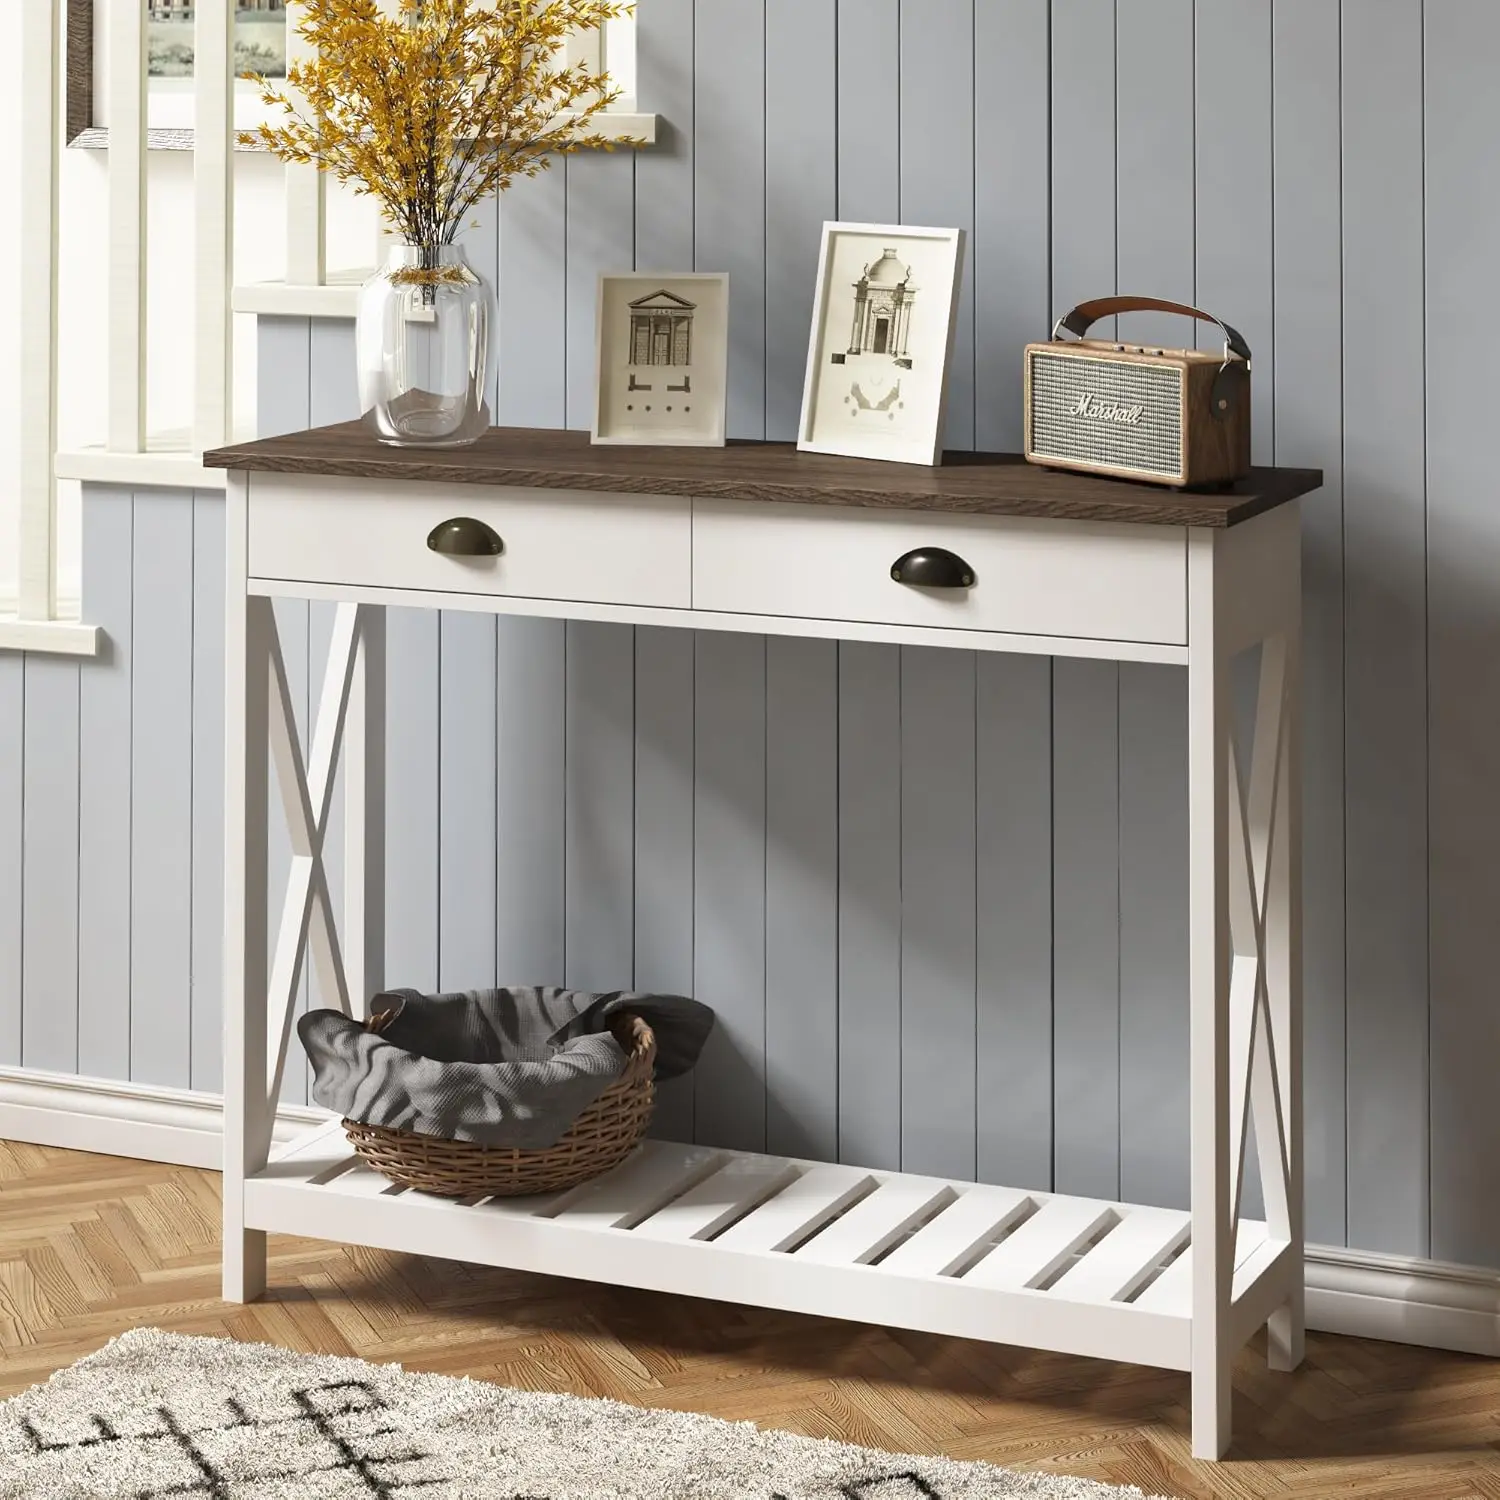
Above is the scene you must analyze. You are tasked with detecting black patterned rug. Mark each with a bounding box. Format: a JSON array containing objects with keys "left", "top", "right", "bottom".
[{"left": 0, "top": 1328, "right": 1159, "bottom": 1499}]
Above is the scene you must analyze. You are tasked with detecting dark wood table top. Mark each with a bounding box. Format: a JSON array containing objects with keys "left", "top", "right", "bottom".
[{"left": 204, "top": 422, "right": 1324, "bottom": 529}]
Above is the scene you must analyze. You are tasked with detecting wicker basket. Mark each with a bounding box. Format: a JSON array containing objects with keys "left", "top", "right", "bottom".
[{"left": 342, "top": 1011, "right": 656, "bottom": 1198}]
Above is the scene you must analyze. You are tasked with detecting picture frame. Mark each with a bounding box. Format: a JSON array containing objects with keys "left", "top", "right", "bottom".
[
  {"left": 592, "top": 272, "right": 729, "bottom": 447},
  {"left": 797, "top": 221, "right": 966, "bottom": 467},
  {"left": 66, "top": 0, "right": 289, "bottom": 151}
]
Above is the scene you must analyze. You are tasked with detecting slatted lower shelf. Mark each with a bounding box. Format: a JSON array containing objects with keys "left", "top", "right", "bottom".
[{"left": 245, "top": 1125, "right": 1296, "bottom": 1373}]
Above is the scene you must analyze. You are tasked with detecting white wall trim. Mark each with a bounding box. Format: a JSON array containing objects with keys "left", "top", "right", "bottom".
[
  {"left": 54, "top": 448, "right": 229, "bottom": 489},
  {"left": 0, "top": 616, "right": 101, "bottom": 657},
  {"left": 233, "top": 278, "right": 365, "bottom": 320},
  {"left": 71, "top": 110, "right": 659, "bottom": 154},
  {"left": 1305, "top": 1244, "right": 1500, "bottom": 1359},
  {"left": 0, "top": 1066, "right": 330, "bottom": 1172},
  {"left": 0, "top": 1068, "right": 1494, "bottom": 1358}
]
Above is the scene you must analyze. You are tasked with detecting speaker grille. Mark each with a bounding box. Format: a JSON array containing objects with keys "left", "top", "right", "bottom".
[{"left": 1029, "top": 352, "right": 1183, "bottom": 478}]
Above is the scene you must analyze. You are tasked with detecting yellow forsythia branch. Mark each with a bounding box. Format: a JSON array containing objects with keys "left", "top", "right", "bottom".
[{"left": 241, "top": 0, "right": 639, "bottom": 247}]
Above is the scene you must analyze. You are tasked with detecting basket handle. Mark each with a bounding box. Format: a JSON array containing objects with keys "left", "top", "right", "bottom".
[
  {"left": 364, "top": 991, "right": 408, "bottom": 1035},
  {"left": 611, "top": 1011, "right": 657, "bottom": 1068},
  {"left": 1051, "top": 295, "right": 1251, "bottom": 365}
]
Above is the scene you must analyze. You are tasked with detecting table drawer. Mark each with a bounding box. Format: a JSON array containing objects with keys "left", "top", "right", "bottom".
[
  {"left": 692, "top": 499, "right": 1186, "bottom": 644},
  {"left": 248, "top": 474, "right": 692, "bottom": 609}
]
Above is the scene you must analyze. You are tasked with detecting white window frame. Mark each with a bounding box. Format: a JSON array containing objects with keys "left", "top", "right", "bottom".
[{"left": 3, "top": 0, "right": 98, "bottom": 655}]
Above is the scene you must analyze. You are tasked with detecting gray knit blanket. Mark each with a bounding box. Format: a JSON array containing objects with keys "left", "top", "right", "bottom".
[{"left": 297, "top": 987, "right": 715, "bottom": 1149}]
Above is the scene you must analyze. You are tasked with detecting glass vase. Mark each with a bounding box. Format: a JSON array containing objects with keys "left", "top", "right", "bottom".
[{"left": 356, "top": 243, "right": 492, "bottom": 447}]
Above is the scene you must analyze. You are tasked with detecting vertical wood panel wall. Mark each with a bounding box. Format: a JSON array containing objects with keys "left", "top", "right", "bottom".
[{"left": 3, "top": 0, "right": 1497, "bottom": 1271}]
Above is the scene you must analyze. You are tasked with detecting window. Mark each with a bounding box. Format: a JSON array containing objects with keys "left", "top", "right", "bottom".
[{"left": 5, "top": 0, "right": 644, "bottom": 655}]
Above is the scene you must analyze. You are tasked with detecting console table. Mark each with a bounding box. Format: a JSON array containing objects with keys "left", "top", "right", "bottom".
[{"left": 203, "top": 424, "right": 1322, "bottom": 1460}]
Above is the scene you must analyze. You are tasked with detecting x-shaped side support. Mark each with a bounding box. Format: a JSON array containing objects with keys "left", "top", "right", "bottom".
[
  {"left": 1225, "top": 635, "right": 1293, "bottom": 1242},
  {"left": 263, "top": 602, "right": 363, "bottom": 1117}
]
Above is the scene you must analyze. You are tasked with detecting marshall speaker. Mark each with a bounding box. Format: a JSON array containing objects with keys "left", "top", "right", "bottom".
[{"left": 1024, "top": 296, "right": 1252, "bottom": 488}]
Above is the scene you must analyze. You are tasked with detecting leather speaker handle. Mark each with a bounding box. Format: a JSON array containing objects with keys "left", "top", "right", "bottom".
[{"left": 1053, "top": 296, "right": 1252, "bottom": 364}]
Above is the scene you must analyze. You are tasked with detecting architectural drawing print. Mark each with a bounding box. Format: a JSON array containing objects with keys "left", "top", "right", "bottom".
[
  {"left": 594, "top": 273, "right": 728, "bottom": 445},
  {"left": 832, "top": 248, "right": 918, "bottom": 370},
  {"left": 798, "top": 222, "right": 964, "bottom": 465},
  {"left": 629, "top": 289, "right": 696, "bottom": 369}
]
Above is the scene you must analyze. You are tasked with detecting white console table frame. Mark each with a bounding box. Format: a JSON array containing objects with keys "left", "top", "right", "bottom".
[{"left": 220, "top": 459, "right": 1305, "bottom": 1461}]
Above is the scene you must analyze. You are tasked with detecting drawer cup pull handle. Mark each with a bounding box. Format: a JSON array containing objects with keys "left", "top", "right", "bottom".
[
  {"left": 427, "top": 517, "right": 504, "bottom": 557},
  {"left": 890, "top": 547, "right": 975, "bottom": 589}
]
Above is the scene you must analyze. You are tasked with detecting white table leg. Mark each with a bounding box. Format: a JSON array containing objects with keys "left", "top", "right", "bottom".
[
  {"left": 223, "top": 474, "right": 270, "bottom": 1303},
  {"left": 1267, "top": 614, "right": 1305, "bottom": 1372},
  {"left": 344, "top": 605, "right": 387, "bottom": 1018},
  {"left": 1187, "top": 530, "right": 1232, "bottom": 1459}
]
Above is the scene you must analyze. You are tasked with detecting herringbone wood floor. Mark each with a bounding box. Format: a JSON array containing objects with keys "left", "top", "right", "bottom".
[{"left": 1, "top": 1140, "right": 1497, "bottom": 1498}]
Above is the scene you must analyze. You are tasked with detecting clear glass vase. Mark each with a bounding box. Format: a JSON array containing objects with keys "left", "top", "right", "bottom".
[{"left": 356, "top": 243, "right": 492, "bottom": 447}]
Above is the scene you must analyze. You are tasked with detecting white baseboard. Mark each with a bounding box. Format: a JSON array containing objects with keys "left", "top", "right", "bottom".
[
  {"left": 1, "top": 1066, "right": 1494, "bottom": 1359},
  {"left": 0, "top": 1065, "right": 330, "bottom": 1173},
  {"left": 1305, "top": 1243, "right": 1500, "bottom": 1358}
]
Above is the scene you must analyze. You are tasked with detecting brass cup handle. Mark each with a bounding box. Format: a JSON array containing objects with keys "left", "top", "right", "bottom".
[
  {"left": 427, "top": 517, "right": 504, "bottom": 557},
  {"left": 890, "top": 547, "right": 975, "bottom": 589}
]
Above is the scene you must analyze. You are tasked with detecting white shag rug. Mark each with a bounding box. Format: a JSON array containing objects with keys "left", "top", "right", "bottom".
[{"left": 0, "top": 1328, "right": 1164, "bottom": 1499}]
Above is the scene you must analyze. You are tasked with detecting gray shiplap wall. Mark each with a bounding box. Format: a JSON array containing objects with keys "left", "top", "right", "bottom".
[{"left": 4, "top": 0, "right": 1500, "bottom": 1271}]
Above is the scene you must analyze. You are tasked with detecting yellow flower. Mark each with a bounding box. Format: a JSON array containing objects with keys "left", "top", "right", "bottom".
[{"left": 242, "top": 0, "right": 638, "bottom": 247}]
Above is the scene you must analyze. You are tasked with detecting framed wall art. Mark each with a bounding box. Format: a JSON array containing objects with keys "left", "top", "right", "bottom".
[
  {"left": 67, "top": 0, "right": 289, "bottom": 150},
  {"left": 797, "top": 221, "right": 966, "bottom": 467},
  {"left": 592, "top": 272, "right": 729, "bottom": 447}
]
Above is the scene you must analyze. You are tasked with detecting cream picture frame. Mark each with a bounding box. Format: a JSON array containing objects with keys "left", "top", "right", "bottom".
[
  {"left": 592, "top": 272, "right": 730, "bottom": 447},
  {"left": 797, "top": 221, "right": 966, "bottom": 467}
]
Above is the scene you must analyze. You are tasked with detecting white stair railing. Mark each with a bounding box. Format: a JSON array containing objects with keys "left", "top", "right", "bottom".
[
  {"left": 193, "top": 0, "right": 235, "bottom": 453},
  {"left": 107, "top": 0, "right": 148, "bottom": 453},
  {"left": 284, "top": 1, "right": 327, "bottom": 287}
]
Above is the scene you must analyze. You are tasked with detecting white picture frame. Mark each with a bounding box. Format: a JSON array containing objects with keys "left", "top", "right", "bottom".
[
  {"left": 797, "top": 222, "right": 966, "bottom": 467},
  {"left": 592, "top": 272, "right": 730, "bottom": 447}
]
